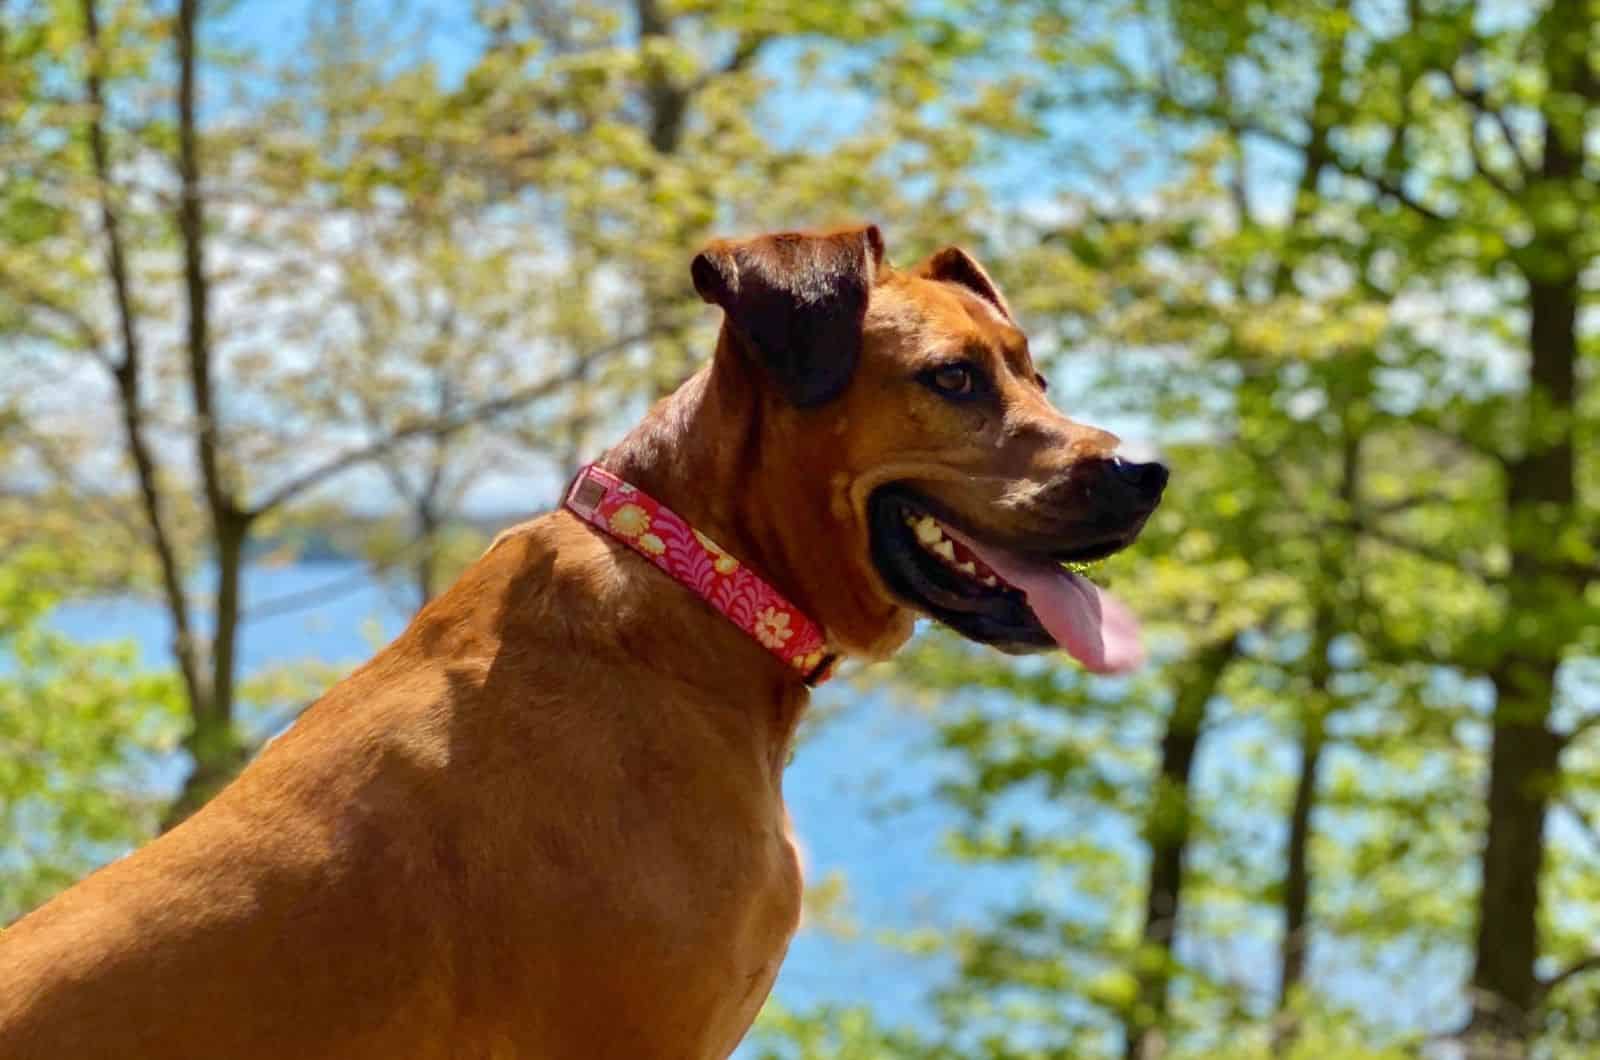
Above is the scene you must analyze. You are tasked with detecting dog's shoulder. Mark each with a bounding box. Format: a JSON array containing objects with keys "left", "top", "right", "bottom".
[
  {"left": 482, "top": 516, "right": 545, "bottom": 557},
  {"left": 478, "top": 511, "right": 608, "bottom": 584}
]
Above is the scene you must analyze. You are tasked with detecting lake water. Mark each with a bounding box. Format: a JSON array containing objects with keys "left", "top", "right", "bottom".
[{"left": 50, "top": 561, "right": 1037, "bottom": 1043}]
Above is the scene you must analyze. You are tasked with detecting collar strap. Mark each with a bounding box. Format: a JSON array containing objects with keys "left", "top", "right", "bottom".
[{"left": 564, "top": 464, "right": 838, "bottom": 686}]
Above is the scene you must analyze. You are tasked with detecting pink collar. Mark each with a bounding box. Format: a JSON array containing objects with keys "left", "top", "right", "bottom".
[{"left": 564, "top": 464, "right": 837, "bottom": 686}]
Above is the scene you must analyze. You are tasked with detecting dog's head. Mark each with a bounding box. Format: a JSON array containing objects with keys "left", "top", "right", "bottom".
[{"left": 690, "top": 224, "right": 1166, "bottom": 670}]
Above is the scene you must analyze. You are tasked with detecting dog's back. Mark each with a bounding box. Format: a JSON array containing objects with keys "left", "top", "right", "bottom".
[{"left": 0, "top": 512, "right": 801, "bottom": 1060}]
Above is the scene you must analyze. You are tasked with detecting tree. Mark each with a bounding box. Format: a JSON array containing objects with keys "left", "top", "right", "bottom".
[
  {"left": 1074, "top": 4, "right": 1596, "bottom": 1051},
  {"left": 865, "top": 1, "right": 1596, "bottom": 1055}
]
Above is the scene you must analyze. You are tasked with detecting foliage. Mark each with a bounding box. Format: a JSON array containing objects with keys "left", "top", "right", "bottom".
[
  {"left": 0, "top": 546, "right": 182, "bottom": 923},
  {"left": 868, "top": 1, "right": 1598, "bottom": 1056},
  {"left": 0, "top": 2, "right": 1594, "bottom": 1059}
]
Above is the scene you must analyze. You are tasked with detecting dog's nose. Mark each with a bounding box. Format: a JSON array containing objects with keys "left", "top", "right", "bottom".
[{"left": 1110, "top": 458, "right": 1169, "bottom": 500}]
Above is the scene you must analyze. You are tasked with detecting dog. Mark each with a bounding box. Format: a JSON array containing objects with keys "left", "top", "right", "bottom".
[{"left": 0, "top": 225, "right": 1165, "bottom": 1059}]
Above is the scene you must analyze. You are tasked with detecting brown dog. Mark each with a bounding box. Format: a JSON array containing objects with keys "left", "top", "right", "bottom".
[{"left": 0, "top": 225, "right": 1164, "bottom": 1059}]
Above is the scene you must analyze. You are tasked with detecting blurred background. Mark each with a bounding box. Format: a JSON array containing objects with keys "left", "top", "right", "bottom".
[{"left": 0, "top": 0, "right": 1596, "bottom": 1056}]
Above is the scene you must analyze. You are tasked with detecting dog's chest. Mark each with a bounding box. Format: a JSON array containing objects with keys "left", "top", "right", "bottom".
[
  {"left": 687, "top": 817, "right": 804, "bottom": 1057},
  {"left": 663, "top": 801, "right": 805, "bottom": 967},
  {"left": 472, "top": 802, "right": 804, "bottom": 1058},
  {"left": 627, "top": 793, "right": 804, "bottom": 1052}
]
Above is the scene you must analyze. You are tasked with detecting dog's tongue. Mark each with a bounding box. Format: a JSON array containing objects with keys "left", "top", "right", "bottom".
[{"left": 946, "top": 529, "right": 1145, "bottom": 674}]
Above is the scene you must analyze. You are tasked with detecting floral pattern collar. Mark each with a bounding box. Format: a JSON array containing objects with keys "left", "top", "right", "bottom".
[{"left": 564, "top": 464, "right": 838, "bottom": 686}]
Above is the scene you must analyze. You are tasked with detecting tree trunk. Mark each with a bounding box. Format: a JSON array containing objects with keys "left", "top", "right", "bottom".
[
  {"left": 1468, "top": 272, "right": 1576, "bottom": 1049},
  {"left": 633, "top": 0, "right": 688, "bottom": 154},
  {"left": 80, "top": 0, "right": 207, "bottom": 720},
  {"left": 163, "top": 518, "right": 248, "bottom": 828},
  {"left": 1467, "top": 6, "right": 1589, "bottom": 1049},
  {"left": 1275, "top": 420, "right": 1361, "bottom": 1050},
  {"left": 413, "top": 501, "right": 440, "bottom": 610},
  {"left": 1277, "top": 714, "right": 1324, "bottom": 1010},
  {"left": 208, "top": 517, "right": 245, "bottom": 741},
  {"left": 1470, "top": 664, "right": 1561, "bottom": 1049},
  {"left": 1273, "top": 613, "right": 1335, "bottom": 1054},
  {"left": 1124, "top": 639, "right": 1236, "bottom": 1060},
  {"left": 162, "top": 0, "right": 253, "bottom": 828}
]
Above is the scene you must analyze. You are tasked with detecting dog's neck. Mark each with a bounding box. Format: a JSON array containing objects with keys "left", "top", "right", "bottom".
[{"left": 602, "top": 334, "right": 910, "bottom": 663}]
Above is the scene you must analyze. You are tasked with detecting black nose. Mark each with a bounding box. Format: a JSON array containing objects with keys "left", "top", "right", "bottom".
[{"left": 1110, "top": 458, "right": 1169, "bottom": 499}]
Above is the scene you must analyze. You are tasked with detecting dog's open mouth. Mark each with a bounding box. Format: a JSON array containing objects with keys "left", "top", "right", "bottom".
[{"left": 868, "top": 487, "right": 1146, "bottom": 672}]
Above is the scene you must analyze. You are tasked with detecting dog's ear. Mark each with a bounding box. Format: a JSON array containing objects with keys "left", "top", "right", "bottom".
[
  {"left": 691, "top": 225, "right": 885, "bottom": 408},
  {"left": 913, "top": 246, "right": 1014, "bottom": 323}
]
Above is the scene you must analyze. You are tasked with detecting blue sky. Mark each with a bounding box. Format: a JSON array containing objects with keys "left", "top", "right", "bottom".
[{"left": 217, "top": 0, "right": 487, "bottom": 85}]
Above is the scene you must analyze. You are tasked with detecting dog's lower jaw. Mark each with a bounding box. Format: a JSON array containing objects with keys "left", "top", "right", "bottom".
[
  {"left": 841, "top": 606, "right": 917, "bottom": 662},
  {"left": 816, "top": 540, "right": 918, "bottom": 661}
]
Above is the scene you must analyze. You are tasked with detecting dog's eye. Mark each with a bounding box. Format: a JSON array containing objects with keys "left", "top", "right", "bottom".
[{"left": 923, "top": 363, "right": 981, "bottom": 398}]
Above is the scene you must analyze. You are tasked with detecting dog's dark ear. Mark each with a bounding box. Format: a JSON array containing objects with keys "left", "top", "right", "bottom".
[
  {"left": 691, "top": 225, "right": 885, "bottom": 408},
  {"left": 913, "top": 246, "right": 1014, "bottom": 323}
]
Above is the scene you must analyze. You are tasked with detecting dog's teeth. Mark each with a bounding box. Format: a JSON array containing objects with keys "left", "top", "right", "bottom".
[
  {"left": 981, "top": 575, "right": 998, "bottom": 587},
  {"left": 958, "top": 561, "right": 976, "bottom": 575},
  {"left": 932, "top": 540, "right": 955, "bottom": 561},
  {"left": 914, "top": 518, "right": 944, "bottom": 546}
]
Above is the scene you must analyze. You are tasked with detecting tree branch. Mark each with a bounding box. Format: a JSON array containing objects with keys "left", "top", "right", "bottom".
[
  {"left": 0, "top": 269, "right": 107, "bottom": 360},
  {"left": 1557, "top": 712, "right": 1600, "bottom": 748},
  {"left": 1363, "top": 493, "right": 1455, "bottom": 516},
  {"left": 1348, "top": 520, "right": 1500, "bottom": 582},
  {"left": 1555, "top": 797, "right": 1600, "bottom": 859},
  {"left": 1013, "top": 73, "right": 1401, "bottom": 221},
  {"left": 1464, "top": 111, "right": 1522, "bottom": 199},
  {"left": 1537, "top": 952, "right": 1600, "bottom": 1002},
  {"left": 1383, "top": 418, "right": 1506, "bottom": 467},
  {"left": 241, "top": 543, "right": 432, "bottom": 624},
  {"left": 247, "top": 326, "right": 668, "bottom": 518},
  {"left": 1241, "top": 117, "right": 1447, "bottom": 223},
  {"left": 1449, "top": 71, "right": 1534, "bottom": 179},
  {"left": 10, "top": 429, "right": 146, "bottom": 541},
  {"left": 691, "top": 30, "right": 771, "bottom": 92}
]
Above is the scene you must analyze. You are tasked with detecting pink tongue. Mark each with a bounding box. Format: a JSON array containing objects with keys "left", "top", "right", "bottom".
[{"left": 945, "top": 528, "right": 1145, "bottom": 674}]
